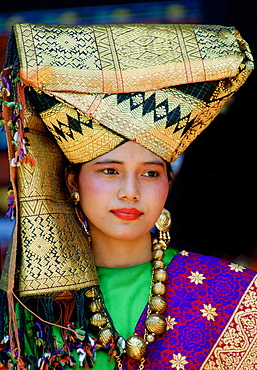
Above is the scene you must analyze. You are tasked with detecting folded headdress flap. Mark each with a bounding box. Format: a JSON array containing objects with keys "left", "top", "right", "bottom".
[{"left": 10, "top": 23, "right": 253, "bottom": 94}]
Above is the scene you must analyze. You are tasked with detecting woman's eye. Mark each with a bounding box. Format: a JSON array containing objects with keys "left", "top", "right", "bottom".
[
  {"left": 102, "top": 168, "right": 118, "bottom": 175},
  {"left": 143, "top": 170, "right": 159, "bottom": 178}
]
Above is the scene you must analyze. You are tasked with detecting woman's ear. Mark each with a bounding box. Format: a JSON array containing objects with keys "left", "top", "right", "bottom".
[
  {"left": 169, "top": 170, "right": 175, "bottom": 185},
  {"left": 65, "top": 166, "right": 79, "bottom": 195}
]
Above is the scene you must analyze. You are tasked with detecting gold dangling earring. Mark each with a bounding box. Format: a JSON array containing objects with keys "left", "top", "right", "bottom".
[
  {"left": 155, "top": 208, "right": 172, "bottom": 245},
  {"left": 71, "top": 191, "right": 80, "bottom": 205},
  {"left": 71, "top": 192, "right": 91, "bottom": 241}
]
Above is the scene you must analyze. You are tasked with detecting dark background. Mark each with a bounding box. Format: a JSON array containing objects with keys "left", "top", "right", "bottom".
[
  {"left": 0, "top": 0, "right": 256, "bottom": 268},
  {"left": 167, "top": 0, "right": 257, "bottom": 263}
]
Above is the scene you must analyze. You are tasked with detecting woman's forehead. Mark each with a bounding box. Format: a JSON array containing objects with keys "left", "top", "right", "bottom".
[{"left": 90, "top": 141, "right": 166, "bottom": 164}]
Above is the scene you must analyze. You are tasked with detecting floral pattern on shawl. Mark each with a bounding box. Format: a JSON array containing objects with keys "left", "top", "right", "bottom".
[{"left": 119, "top": 251, "right": 257, "bottom": 369}]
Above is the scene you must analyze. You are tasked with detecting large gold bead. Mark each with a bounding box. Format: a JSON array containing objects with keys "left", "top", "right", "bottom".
[
  {"left": 98, "top": 327, "right": 112, "bottom": 346},
  {"left": 158, "top": 239, "right": 167, "bottom": 249},
  {"left": 125, "top": 335, "right": 147, "bottom": 361},
  {"left": 153, "top": 269, "right": 168, "bottom": 282},
  {"left": 153, "top": 243, "right": 163, "bottom": 251},
  {"left": 145, "top": 314, "right": 167, "bottom": 335},
  {"left": 89, "top": 299, "right": 102, "bottom": 313},
  {"left": 85, "top": 287, "right": 98, "bottom": 298},
  {"left": 90, "top": 313, "right": 107, "bottom": 327},
  {"left": 149, "top": 295, "right": 167, "bottom": 314},
  {"left": 152, "top": 249, "right": 164, "bottom": 260},
  {"left": 152, "top": 260, "right": 165, "bottom": 269},
  {"left": 152, "top": 282, "right": 166, "bottom": 295}
]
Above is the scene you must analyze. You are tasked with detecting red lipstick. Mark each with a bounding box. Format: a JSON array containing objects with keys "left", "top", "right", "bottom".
[{"left": 111, "top": 208, "right": 142, "bottom": 221}]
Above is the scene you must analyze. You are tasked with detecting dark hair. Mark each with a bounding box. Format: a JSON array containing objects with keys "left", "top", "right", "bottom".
[{"left": 67, "top": 162, "right": 83, "bottom": 181}]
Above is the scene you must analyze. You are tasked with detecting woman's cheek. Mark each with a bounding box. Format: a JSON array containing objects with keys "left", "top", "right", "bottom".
[
  {"left": 151, "top": 181, "right": 169, "bottom": 203},
  {"left": 79, "top": 175, "right": 108, "bottom": 196}
]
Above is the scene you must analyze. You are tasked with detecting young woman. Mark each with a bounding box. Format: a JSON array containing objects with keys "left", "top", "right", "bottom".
[{"left": 0, "top": 23, "right": 256, "bottom": 369}]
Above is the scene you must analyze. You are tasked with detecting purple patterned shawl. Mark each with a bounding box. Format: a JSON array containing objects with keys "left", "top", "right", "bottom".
[{"left": 118, "top": 251, "right": 257, "bottom": 369}]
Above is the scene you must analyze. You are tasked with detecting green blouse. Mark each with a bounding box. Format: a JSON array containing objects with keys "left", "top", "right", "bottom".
[{"left": 94, "top": 247, "right": 178, "bottom": 369}]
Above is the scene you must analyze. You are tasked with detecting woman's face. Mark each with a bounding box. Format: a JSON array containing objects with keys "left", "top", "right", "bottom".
[{"left": 68, "top": 141, "right": 170, "bottom": 243}]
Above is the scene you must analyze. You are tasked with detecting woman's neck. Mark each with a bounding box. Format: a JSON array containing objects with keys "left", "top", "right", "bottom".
[{"left": 91, "top": 232, "right": 153, "bottom": 268}]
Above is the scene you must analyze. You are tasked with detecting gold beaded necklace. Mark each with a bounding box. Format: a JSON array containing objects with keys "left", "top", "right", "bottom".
[{"left": 86, "top": 236, "right": 169, "bottom": 369}]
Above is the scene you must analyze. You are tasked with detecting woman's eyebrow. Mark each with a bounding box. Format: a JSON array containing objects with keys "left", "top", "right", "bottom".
[
  {"left": 93, "top": 160, "right": 123, "bottom": 165},
  {"left": 93, "top": 160, "right": 165, "bottom": 167},
  {"left": 142, "top": 161, "right": 165, "bottom": 167}
]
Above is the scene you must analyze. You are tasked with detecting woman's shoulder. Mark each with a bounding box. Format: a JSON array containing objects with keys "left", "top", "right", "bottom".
[{"left": 167, "top": 249, "right": 257, "bottom": 285}]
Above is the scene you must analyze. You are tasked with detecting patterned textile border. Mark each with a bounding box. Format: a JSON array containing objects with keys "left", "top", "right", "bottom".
[{"left": 200, "top": 275, "right": 257, "bottom": 369}]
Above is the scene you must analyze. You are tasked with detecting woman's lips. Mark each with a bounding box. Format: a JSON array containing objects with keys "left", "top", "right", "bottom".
[{"left": 111, "top": 208, "right": 143, "bottom": 221}]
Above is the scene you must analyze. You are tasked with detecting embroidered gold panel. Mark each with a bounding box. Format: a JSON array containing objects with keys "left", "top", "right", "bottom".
[
  {"left": 17, "top": 106, "right": 98, "bottom": 296},
  {"left": 12, "top": 23, "right": 253, "bottom": 164},
  {"left": 201, "top": 276, "right": 257, "bottom": 369}
]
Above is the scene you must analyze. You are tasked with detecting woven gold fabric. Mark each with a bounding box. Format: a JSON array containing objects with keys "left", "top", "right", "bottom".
[
  {"left": 16, "top": 105, "right": 98, "bottom": 296},
  {"left": 15, "top": 24, "right": 251, "bottom": 93},
  {"left": 13, "top": 23, "right": 253, "bottom": 163},
  {"left": 0, "top": 23, "right": 254, "bottom": 296}
]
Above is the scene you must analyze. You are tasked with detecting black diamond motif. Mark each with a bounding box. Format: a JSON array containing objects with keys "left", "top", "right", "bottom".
[
  {"left": 51, "top": 112, "right": 94, "bottom": 142},
  {"left": 142, "top": 93, "right": 156, "bottom": 116},
  {"left": 173, "top": 113, "right": 197, "bottom": 136},
  {"left": 67, "top": 113, "right": 83, "bottom": 134},
  {"left": 117, "top": 93, "right": 131, "bottom": 105},
  {"left": 166, "top": 105, "right": 181, "bottom": 128},
  {"left": 52, "top": 121, "right": 71, "bottom": 141}
]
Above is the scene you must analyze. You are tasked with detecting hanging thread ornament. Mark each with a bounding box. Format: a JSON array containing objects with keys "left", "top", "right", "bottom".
[{"left": 87, "top": 234, "right": 170, "bottom": 369}]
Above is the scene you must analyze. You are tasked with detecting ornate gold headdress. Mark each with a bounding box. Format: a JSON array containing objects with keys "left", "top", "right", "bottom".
[
  {"left": 0, "top": 23, "right": 254, "bottom": 297},
  {"left": 13, "top": 23, "right": 254, "bottom": 164}
]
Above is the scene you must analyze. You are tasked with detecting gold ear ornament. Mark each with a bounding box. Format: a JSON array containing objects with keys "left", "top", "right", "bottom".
[
  {"left": 71, "top": 191, "right": 80, "bottom": 205},
  {"left": 155, "top": 208, "right": 172, "bottom": 245},
  {"left": 71, "top": 192, "right": 91, "bottom": 241}
]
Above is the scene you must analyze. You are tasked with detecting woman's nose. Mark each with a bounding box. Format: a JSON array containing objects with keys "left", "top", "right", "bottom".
[{"left": 117, "top": 174, "right": 140, "bottom": 201}]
